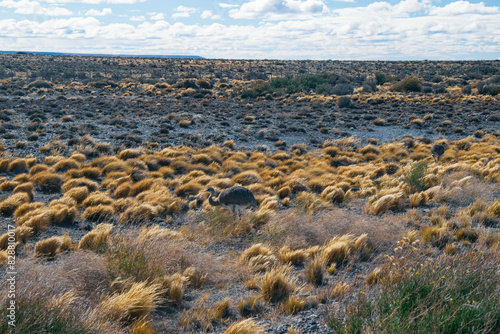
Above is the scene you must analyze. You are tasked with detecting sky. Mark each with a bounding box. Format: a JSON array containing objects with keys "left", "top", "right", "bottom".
[{"left": 0, "top": 0, "right": 499, "bottom": 60}]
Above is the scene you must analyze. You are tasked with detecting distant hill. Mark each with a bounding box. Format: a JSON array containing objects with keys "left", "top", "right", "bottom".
[{"left": 0, "top": 51, "right": 203, "bottom": 59}]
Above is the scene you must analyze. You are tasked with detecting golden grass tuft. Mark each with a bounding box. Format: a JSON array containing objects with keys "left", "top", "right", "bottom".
[
  {"left": 0, "top": 180, "right": 19, "bottom": 191},
  {"left": 118, "top": 204, "right": 161, "bottom": 224},
  {"left": 114, "top": 182, "right": 132, "bottom": 198},
  {"left": 0, "top": 158, "right": 9, "bottom": 172},
  {"left": 304, "top": 256, "right": 325, "bottom": 286},
  {"left": 277, "top": 246, "right": 309, "bottom": 265},
  {"left": 12, "top": 181, "right": 33, "bottom": 193},
  {"left": 64, "top": 186, "right": 89, "bottom": 204},
  {"left": 320, "top": 186, "right": 345, "bottom": 204},
  {"left": 79, "top": 223, "right": 113, "bottom": 251},
  {"left": 282, "top": 295, "right": 306, "bottom": 315},
  {"left": 487, "top": 200, "right": 500, "bottom": 216},
  {"left": 0, "top": 192, "right": 30, "bottom": 216},
  {"left": 241, "top": 243, "right": 273, "bottom": 264},
  {"left": 82, "top": 166, "right": 101, "bottom": 180},
  {"left": 175, "top": 180, "right": 203, "bottom": 197},
  {"left": 233, "top": 171, "right": 262, "bottom": 186},
  {"left": 32, "top": 171, "right": 64, "bottom": 193},
  {"left": 367, "top": 192, "right": 405, "bottom": 215},
  {"left": 49, "top": 204, "right": 78, "bottom": 225},
  {"left": 117, "top": 148, "right": 144, "bottom": 160},
  {"left": 82, "top": 191, "right": 114, "bottom": 207},
  {"left": 8, "top": 158, "right": 28, "bottom": 173},
  {"left": 366, "top": 267, "right": 383, "bottom": 286},
  {"left": 320, "top": 234, "right": 357, "bottom": 266},
  {"left": 258, "top": 265, "right": 297, "bottom": 303},
  {"left": 61, "top": 177, "right": 99, "bottom": 192},
  {"left": 224, "top": 318, "right": 266, "bottom": 334},
  {"left": 34, "top": 234, "right": 72, "bottom": 259},
  {"left": 330, "top": 282, "right": 351, "bottom": 299},
  {"left": 95, "top": 281, "right": 164, "bottom": 322},
  {"left": 82, "top": 204, "right": 115, "bottom": 222},
  {"left": 52, "top": 158, "right": 80, "bottom": 172}
]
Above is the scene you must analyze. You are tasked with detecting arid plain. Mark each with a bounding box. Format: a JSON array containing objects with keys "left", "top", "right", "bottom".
[{"left": 0, "top": 54, "right": 499, "bottom": 333}]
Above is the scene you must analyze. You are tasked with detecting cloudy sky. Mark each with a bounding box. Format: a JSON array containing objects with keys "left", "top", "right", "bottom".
[{"left": 0, "top": 0, "right": 498, "bottom": 59}]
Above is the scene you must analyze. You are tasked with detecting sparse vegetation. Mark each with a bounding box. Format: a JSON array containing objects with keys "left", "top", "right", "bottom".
[{"left": 0, "top": 56, "right": 499, "bottom": 333}]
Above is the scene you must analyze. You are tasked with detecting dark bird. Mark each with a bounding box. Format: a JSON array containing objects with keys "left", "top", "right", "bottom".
[
  {"left": 205, "top": 186, "right": 258, "bottom": 217},
  {"left": 431, "top": 144, "right": 445, "bottom": 162}
]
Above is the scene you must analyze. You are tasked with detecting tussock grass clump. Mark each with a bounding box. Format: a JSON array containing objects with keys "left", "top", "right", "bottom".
[
  {"left": 53, "top": 158, "right": 80, "bottom": 172},
  {"left": 320, "top": 186, "right": 345, "bottom": 203},
  {"left": 0, "top": 158, "right": 10, "bottom": 172},
  {"left": 175, "top": 180, "right": 203, "bottom": 197},
  {"left": 102, "top": 160, "right": 131, "bottom": 175},
  {"left": 224, "top": 318, "right": 266, "bottom": 334},
  {"left": 82, "top": 191, "right": 113, "bottom": 207},
  {"left": 241, "top": 243, "right": 277, "bottom": 272},
  {"left": 241, "top": 243, "right": 273, "bottom": 264},
  {"left": 233, "top": 171, "right": 262, "bottom": 186},
  {"left": 282, "top": 295, "right": 306, "bottom": 315},
  {"left": 0, "top": 180, "right": 19, "bottom": 191},
  {"left": 117, "top": 148, "right": 144, "bottom": 160},
  {"left": 321, "top": 234, "right": 358, "bottom": 266},
  {"left": 95, "top": 281, "right": 164, "bottom": 323},
  {"left": 304, "top": 256, "right": 325, "bottom": 286},
  {"left": 0, "top": 192, "right": 30, "bottom": 216},
  {"left": 82, "top": 205, "right": 115, "bottom": 222},
  {"left": 118, "top": 204, "right": 161, "bottom": 225},
  {"left": 258, "top": 265, "right": 297, "bottom": 303},
  {"left": 78, "top": 223, "right": 113, "bottom": 251},
  {"left": 49, "top": 204, "right": 78, "bottom": 225},
  {"left": 366, "top": 192, "right": 405, "bottom": 215},
  {"left": 82, "top": 167, "right": 101, "bottom": 180},
  {"left": 65, "top": 186, "right": 89, "bottom": 204},
  {"left": 13, "top": 182, "right": 34, "bottom": 195},
  {"left": 277, "top": 246, "right": 308, "bottom": 265},
  {"left": 32, "top": 172, "right": 64, "bottom": 193},
  {"left": 62, "top": 177, "right": 99, "bottom": 193},
  {"left": 34, "top": 234, "right": 72, "bottom": 259},
  {"left": 8, "top": 158, "right": 28, "bottom": 173},
  {"left": 365, "top": 267, "right": 383, "bottom": 286},
  {"left": 29, "top": 163, "right": 50, "bottom": 175}
]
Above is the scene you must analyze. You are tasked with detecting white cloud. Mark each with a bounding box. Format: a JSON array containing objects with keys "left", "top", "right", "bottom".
[
  {"left": 229, "top": 0, "right": 328, "bottom": 20},
  {"left": 201, "top": 10, "right": 221, "bottom": 20},
  {"left": 85, "top": 7, "right": 112, "bottom": 16},
  {"left": 0, "top": 0, "right": 73, "bottom": 16},
  {"left": 129, "top": 15, "right": 145, "bottom": 21},
  {"left": 218, "top": 2, "right": 239, "bottom": 8},
  {"left": 149, "top": 12, "right": 164, "bottom": 20},
  {"left": 0, "top": 1, "right": 498, "bottom": 60},
  {"left": 172, "top": 6, "right": 197, "bottom": 19},
  {"left": 40, "top": 0, "right": 146, "bottom": 3},
  {"left": 428, "top": 1, "right": 499, "bottom": 15}
]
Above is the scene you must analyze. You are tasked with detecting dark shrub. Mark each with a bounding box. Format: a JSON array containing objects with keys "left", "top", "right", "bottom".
[
  {"left": 392, "top": 77, "right": 422, "bottom": 93},
  {"left": 337, "top": 96, "right": 352, "bottom": 108}
]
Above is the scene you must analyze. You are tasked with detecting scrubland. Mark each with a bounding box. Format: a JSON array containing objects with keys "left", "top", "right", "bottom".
[{"left": 0, "top": 55, "right": 499, "bottom": 333}]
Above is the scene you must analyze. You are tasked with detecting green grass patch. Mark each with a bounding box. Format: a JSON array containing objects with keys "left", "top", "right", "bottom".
[
  {"left": 329, "top": 250, "right": 500, "bottom": 333},
  {"left": 404, "top": 161, "right": 428, "bottom": 193},
  {"left": 0, "top": 299, "right": 90, "bottom": 334}
]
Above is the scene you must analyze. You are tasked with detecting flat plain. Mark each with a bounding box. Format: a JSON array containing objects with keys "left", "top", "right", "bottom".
[{"left": 0, "top": 54, "right": 499, "bottom": 333}]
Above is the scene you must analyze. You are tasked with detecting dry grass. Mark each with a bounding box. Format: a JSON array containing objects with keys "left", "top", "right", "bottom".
[
  {"left": 82, "top": 205, "right": 115, "bottom": 222},
  {"left": 0, "top": 192, "right": 30, "bottom": 216},
  {"left": 32, "top": 172, "right": 64, "bottom": 193},
  {"left": 224, "top": 318, "right": 266, "bottom": 334},
  {"left": 94, "top": 281, "right": 164, "bottom": 322},
  {"left": 258, "top": 265, "right": 297, "bottom": 303},
  {"left": 34, "top": 234, "right": 73, "bottom": 259},
  {"left": 79, "top": 223, "right": 113, "bottom": 251}
]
